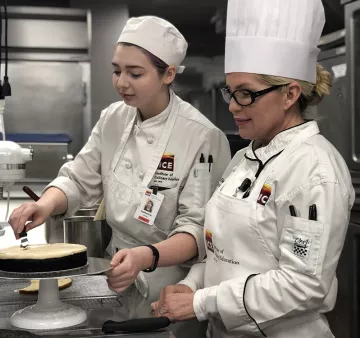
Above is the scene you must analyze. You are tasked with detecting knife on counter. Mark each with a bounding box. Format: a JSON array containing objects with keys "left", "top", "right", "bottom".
[
  {"left": 19, "top": 186, "right": 41, "bottom": 249},
  {"left": 38, "top": 317, "right": 172, "bottom": 336}
]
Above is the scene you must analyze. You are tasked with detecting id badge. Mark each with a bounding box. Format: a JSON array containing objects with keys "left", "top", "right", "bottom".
[{"left": 134, "top": 189, "right": 164, "bottom": 225}]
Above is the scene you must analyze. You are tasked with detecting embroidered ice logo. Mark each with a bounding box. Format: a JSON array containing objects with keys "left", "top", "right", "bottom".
[{"left": 293, "top": 236, "right": 311, "bottom": 260}]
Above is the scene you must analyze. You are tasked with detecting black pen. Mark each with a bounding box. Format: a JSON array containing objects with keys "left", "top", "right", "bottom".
[
  {"left": 289, "top": 205, "right": 297, "bottom": 217},
  {"left": 313, "top": 204, "right": 317, "bottom": 221},
  {"left": 151, "top": 185, "right": 158, "bottom": 195},
  {"left": 309, "top": 204, "right": 317, "bottom": 221},
  {"left": 200, "top": 153, "right": 205, "bottom": 163},
  {"left": 208, "top": 155, "right": 213, "bottom": 172}
]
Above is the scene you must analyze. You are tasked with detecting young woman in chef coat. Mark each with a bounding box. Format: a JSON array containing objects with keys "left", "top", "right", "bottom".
[
  {"left": 152, "top": 1, "right": 355, "bottom": 337},
  {"left": 8, "top": 16, "right": 231, "bottom": 302}
]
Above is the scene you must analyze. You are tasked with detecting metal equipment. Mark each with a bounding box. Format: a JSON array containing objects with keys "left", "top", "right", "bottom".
[{"left": 0, "top": 257, "right": 111, "bottom": 330}]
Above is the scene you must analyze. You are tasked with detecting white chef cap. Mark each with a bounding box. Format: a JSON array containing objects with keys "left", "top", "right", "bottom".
[
  {"left": 118, "top": 16, "right": 188, "bottom": 74},
  {"left": 225, "top": 0, "right": 326, "bottom": 83}
]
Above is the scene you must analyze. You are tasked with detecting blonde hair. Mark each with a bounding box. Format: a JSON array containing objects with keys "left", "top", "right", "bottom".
[{"left": 258, "top": 64, "right": 332, "bottom": 115}]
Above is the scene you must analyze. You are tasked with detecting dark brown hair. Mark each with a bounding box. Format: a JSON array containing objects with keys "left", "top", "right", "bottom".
[{"left": 119, "top": 42, "right": 169, "bottom": 76}]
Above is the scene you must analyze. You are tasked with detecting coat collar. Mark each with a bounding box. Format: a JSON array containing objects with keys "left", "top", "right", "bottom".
[
  {"left": 135, "top": 90, "right": 174, "bottom": 128},
  {"left": 245, "top": 121, "right": 320, "bottom": 164}
]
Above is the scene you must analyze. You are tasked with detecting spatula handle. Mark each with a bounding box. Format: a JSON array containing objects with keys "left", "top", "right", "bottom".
[
  {"left": 102, "top": 317, "right": 171, "bottom": 334},
  {"left": 23, "top": 186, "right": 40, "bottom": 202}
]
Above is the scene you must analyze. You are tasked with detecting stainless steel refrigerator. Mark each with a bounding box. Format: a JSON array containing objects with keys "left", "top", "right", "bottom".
[{"left": 317, "top": 2, "right": 360, "bottom": 337}]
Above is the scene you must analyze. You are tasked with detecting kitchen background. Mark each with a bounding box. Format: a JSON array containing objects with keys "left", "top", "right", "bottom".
[{"left": 0, "top": 0, "right": 358, "bottom": 337}]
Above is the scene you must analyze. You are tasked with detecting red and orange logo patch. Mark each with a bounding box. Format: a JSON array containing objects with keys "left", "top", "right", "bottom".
[
  {"left": 158, "top": 153, "right": 174, "bottom": 172},
  {"left": 257, "top": 184, "right": 271, "bottom": 206},
  {"left": 205, "top": 230, "right": 214, "bottom": 252}
]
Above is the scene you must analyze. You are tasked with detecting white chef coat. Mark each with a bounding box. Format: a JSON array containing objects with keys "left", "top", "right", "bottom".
[
  {"left": 47, "top": 90, "right": 231, "bottom": 301},
  {"left": 180, "top": 121, "right": 355, "bottom": 338}
]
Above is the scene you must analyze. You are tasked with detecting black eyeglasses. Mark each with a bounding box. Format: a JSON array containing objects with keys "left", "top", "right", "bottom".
[{"left": 220, "top": 85, "right": 284, "bottom": 107}]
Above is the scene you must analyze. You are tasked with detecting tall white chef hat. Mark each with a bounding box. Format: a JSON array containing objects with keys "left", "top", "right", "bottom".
[
  {"left": 225, "top": 0, "right": 326, "bottom": 83},
  {"left": 118, "top": 16, "right": 188, "bottom": 74}
]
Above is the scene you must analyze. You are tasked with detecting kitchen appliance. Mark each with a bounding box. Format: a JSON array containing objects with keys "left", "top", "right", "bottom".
[
  {"left": 0, "top": 108, "right": 33, "bottom": 238},
  {"left": 2, "top": 6, "right": 92, "bottom": 170},
  {"left": 6, "top": 134, "right": 73, "bottom": 181},
  {"left": 315, "top": 2, "right": 360, "bottom": 336},
  {"left": 317, "top": 32, "right": 350, "bottom": 171},
  {"left": 0, "top": 139, "right": 33, "bottom": 239},
  {"left": 0, "top": 141, "right": 33, "bottom": 196},
  {"left": 326, "top": 211, "right": 360, "bottom": 338},
  {"left": 345, "top": 1, "right": 360, "bottom": 175}
]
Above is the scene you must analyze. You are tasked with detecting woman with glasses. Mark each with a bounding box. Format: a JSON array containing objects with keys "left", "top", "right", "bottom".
[{"left": 152, "top": 0, "right": 355, "bottom": 337}]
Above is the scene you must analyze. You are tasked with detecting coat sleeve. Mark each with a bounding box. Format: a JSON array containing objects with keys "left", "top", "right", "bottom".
[
  {"left": 193, "top": 180, "right": 355, "bottom": 334},
  {"left": 169, "top": 127, "right": 231, "bottom": 263},
  {"left": 44, "top": 108, "right": 108, "bottom": 218},
  {"left": 178, "top": 260, "right": 206, "bottom": 292}
]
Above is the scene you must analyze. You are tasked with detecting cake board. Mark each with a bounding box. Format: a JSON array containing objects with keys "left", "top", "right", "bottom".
[{"left": 0, "top": 257, "right": 112, "bottom": 330}]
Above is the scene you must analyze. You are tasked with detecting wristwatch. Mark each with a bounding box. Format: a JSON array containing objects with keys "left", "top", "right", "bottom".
[{"left": 143, "top": 244, "right": 159, "bottom": 273}]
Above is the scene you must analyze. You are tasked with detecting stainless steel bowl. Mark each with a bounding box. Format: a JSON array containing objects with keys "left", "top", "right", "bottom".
[
  {"left": 44, "top": 217, "right": 64, "bottom": 244},
  {"left": 45, "top": 205, "right": 112, "bottom": 258},
  {"left": 63, "top": 216, "right": 112, "bottom": 258}
]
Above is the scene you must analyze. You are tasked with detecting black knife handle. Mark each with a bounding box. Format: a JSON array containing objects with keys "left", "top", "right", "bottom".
[
  {"left": 19, "top": 229, "right": 27, "bottom": 238},
  {"left": 102, "top": 317, "right": 171, "bottom": 334}
]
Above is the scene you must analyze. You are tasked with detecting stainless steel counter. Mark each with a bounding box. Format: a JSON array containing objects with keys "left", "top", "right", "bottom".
[{"left": 0, "top": 277, "right": 175, "bottom": 338}]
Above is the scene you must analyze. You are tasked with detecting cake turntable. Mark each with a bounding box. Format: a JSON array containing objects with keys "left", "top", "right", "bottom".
[{"left": 0, "top": 257, "right": 112, "bottom": 330}]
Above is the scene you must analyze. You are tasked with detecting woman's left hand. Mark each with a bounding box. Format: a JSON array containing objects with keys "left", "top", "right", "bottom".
[
  {"left": 152, "top": 286, "right": 196, "bottom": 322},
  {"left": 106, "top": 246, "right": 153, "bottom": 293}
]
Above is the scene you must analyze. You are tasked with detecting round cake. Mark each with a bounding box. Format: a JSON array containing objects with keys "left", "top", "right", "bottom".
[
  {"left": 0, "top": 243, "right": 87, "bottom": 273},
  {"left": 18, "top": 278, "right": 73, "bottom": 294}
]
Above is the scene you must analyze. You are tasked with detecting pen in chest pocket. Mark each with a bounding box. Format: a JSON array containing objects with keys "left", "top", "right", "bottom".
[
  {"left": 194, "top": 153, "right": 214, "bottom": 176},
  {"left": 208, "top": 155, "right": 213, "bottom": 172},
  {"left": 309, "top": 204, "right": 317, "bottom": 221},
  {"left": 289, "top": 205, "right": 297, "bottom": 217},
  {"left": 289, "top": 204, "right": 318, "bottom": 220},
  {"left": 194, "top": 153, "right": 205, "bottom": 177}
]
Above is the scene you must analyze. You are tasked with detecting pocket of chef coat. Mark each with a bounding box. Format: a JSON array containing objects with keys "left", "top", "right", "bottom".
[
  {"left": 281, "top": 215, "right": 324, "bottom": 276},
  {"left": 105, "top": 172, "right": 135, "bottom": 203},
  {"left": 194, "top": 163, "right": 211, "bottom": 208},
  {"left": 153, "top": 188, "right": 178, "bottom": 234}
]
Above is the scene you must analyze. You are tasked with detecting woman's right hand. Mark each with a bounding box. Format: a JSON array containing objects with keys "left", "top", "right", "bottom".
[{"left": 8, "top": 202, "right": 53, "bottom": 239}]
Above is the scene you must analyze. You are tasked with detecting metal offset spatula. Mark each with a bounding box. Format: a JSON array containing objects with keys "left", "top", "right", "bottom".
[{"left": 19, "top": 186, "right": 41, "bottom": 249}]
